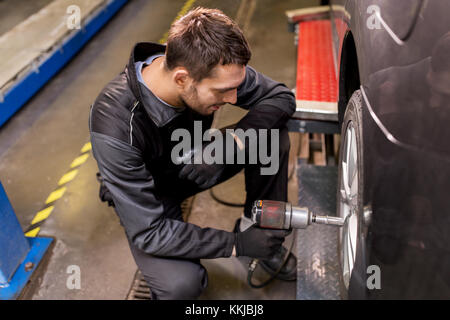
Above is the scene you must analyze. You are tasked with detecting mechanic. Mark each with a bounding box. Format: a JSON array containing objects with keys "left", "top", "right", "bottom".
[{"left": 89, "top": 7, "right": 297, "bottom": 300}]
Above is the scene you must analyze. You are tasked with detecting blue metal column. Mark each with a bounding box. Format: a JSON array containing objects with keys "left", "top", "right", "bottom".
[{"left": 0, "top": 182, "right": 52, "bottom": 300}]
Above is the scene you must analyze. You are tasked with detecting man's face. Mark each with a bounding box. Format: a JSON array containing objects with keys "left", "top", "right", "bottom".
[{"left": 180, "top": 64, "right": 246, "bottom": 115}]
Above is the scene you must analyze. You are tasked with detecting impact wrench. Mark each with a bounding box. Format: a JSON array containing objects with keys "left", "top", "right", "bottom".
[
  {"left": 246, "top": 200, "right": 345, "bottom": 288},
  {"left": 251, "top": 200, "right": 345, "bottom": 229}
]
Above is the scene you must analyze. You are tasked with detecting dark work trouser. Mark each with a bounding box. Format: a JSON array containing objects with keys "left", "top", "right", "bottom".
[{"left": 127, "top": 126, "right": 290, "bottom": 300}]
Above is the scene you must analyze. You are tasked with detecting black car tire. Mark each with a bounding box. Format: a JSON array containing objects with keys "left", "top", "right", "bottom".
[{"left": 336, "top": 90, "right": 367, "bottom": 299}]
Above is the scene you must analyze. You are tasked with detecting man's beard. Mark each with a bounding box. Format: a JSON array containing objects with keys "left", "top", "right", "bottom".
[
  {"left": 180, "top": 86, "right": 206, "bottom": 115},
  {"left": 180, "top": 85, "right": 224, "bottom": 115}
]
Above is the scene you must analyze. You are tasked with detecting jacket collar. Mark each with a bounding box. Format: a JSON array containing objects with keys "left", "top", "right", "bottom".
[{"left": 125, "top": 42, "right": 184, "bottom": 127}]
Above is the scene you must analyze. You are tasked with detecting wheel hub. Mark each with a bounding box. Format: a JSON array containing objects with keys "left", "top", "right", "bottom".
[{"left": 339, "top": 122, "right": 359, "bottom": 289}]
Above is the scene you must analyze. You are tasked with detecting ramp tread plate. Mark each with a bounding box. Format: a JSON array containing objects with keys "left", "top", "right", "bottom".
[
  {"left": 295, "top": 163, "right": 341, "bottom": 300},
  {"left": 296, "top": 19, "right": 338, "bottom": 116},
  {"left": 286, "top": 6, "right": 331, "bottom": 24}
]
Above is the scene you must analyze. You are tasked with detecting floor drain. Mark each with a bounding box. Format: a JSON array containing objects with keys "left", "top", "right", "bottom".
[
  {"left": 126, "top": 270, "right": 152, "bottom": 300},
  {"left": 126, "top": 196, "right": 195, "bottom": 300}
]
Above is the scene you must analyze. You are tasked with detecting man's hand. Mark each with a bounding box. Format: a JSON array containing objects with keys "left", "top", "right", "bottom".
[
  {"left": 178, "top": 152, "right": 225, "bottom": 189},
  {"left": 234, "top": 225, "right": 290, "bottom": 259}
]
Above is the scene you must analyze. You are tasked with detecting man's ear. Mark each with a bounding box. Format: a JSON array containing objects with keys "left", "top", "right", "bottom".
[{"left": 173, "top": 67, "right": 191, "bottom": 88}]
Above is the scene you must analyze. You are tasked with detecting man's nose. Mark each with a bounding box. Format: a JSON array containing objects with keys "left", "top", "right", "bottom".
[{"left": 223, "top": 89, "right": 237, "bottom": 105}]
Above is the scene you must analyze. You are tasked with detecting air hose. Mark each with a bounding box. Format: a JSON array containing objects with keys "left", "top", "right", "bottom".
[{"left": 247, "top": 231, "right": 296, "bottom": 289}]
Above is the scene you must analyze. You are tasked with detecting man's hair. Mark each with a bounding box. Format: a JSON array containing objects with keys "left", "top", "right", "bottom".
[{"left": 165, "top": 7, "right": 251, "bottom": 82}]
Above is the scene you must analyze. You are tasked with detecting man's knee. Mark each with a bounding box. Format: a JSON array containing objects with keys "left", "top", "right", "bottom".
[
  {"left": 148, "top": 263, "right": 208, "bottom": 300},
  {"left": 163, "top": 269, "right": 207, "bottom": 299}
]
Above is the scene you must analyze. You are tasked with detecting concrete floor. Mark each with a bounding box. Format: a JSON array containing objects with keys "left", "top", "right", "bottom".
[
  {"left": 0, "top": 0, "right": 53, "bottom": 36},
  {"left": 0, "top": 0, "right": 320, "bottom": 299}
]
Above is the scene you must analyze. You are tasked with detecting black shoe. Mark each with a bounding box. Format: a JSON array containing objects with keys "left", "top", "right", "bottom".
[
  {"left": 234, "top": 218, "right": 297, "bottom": 281},
  {"left": 259, "top": 245, "right": 297, "bottom": 281}
]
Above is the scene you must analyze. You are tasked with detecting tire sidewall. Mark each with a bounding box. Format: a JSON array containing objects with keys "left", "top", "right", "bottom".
[{"left": 337, "top": 90, "right": 366, "bottom": 299}]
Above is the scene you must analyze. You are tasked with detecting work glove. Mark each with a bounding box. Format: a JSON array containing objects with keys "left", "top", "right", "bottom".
[
  {"left": 178, "top": 129, "right": 243, "bottom": 189},
  {"left": 234, "top": 225, "right": 290, "bottom": 259},
  {"left": 177, "top": 145, "right": 225, "bottom": 189}
]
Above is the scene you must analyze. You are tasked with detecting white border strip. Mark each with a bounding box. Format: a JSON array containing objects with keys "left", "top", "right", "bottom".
[
  {"left": 360, "top": 85, "right": 408, "bottom": 148},
  {"left": 375, "top": 11, "right": 405, "bottom": 46}
]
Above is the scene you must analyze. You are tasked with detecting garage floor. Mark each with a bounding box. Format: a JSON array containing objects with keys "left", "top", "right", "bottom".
[
  {"left": 0, "top": 0, "right": 320, "bottom": 300},
  {"left": 0, "top": 0, "right": 54, "bottom": 36}
]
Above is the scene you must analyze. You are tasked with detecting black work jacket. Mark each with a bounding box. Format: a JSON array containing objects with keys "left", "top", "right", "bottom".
[{"left": 89, "top": 42, "right": 295, "bottom": 259}]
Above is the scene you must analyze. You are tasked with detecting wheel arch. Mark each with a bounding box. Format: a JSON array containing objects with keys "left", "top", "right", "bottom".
[{"left": 338, "top": 31, "right": 361, "bottom": 129}]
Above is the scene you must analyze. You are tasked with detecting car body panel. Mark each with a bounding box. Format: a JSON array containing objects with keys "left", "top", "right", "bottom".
[
  {"left": 369, "top": 0, "right": 422, "bottom": 41},
  {"left": 330, "top": 0, "right": 450, "bottom": 298}
]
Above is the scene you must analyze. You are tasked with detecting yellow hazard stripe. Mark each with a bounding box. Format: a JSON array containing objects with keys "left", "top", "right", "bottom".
[
  {"left": 58, "top": 169, "right": 78, "bottom": 186},
  {"left": 81, "top": 142, "right": 92, "bottom": 153},
  {"left": 30, "top": 206, "right": 55, "bottom": 225},
  {"left": 24, "top": 0, "right": 197, "bottom": 237},
  {"left": 45, "top": 187, "right": 66, "bottom": 204},
  {"left": 25, "top": 227, "right": 40, "bottom": 238},
  {"left": 70, "top": 154, "right": 89, "bottom": 168}
]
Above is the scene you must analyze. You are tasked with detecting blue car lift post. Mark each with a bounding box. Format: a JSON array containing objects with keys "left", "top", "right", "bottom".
[{"left": 0, "top": 182, "right": 53, "bottom": 300}]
